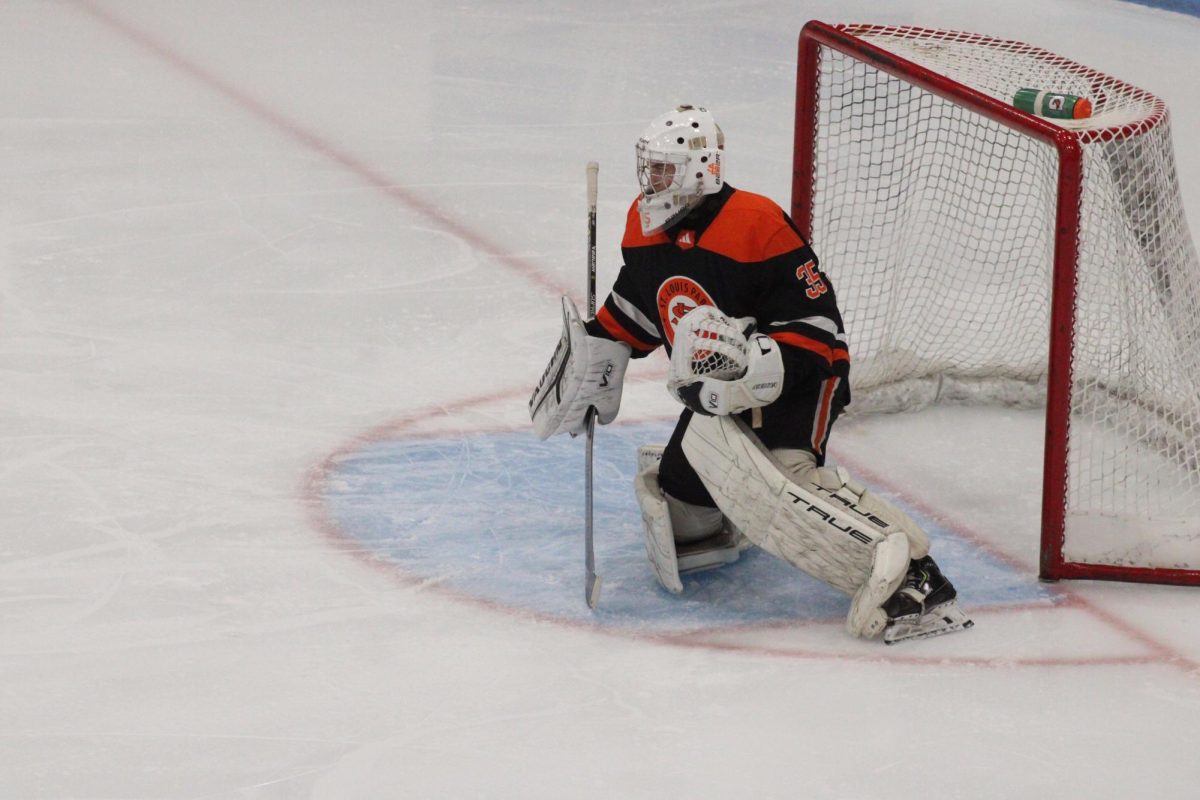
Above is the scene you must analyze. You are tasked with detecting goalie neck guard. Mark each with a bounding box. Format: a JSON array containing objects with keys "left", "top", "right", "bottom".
[{"left": 636, "top": 105, "right": 724, "bottom": 236}]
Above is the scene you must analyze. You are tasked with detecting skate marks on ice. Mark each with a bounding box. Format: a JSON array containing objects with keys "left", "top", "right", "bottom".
[{"left": 299, "top": 417, "right": 1191, "bottom": 663}]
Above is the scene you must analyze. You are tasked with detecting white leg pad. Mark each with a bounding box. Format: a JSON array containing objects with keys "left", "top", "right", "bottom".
[
  {"left": 775, "top": 449, "right": 930, "bottom": 560},
  {"left": 846, "top": 530, "right": 910, "bottom": 638},
  {"left": 681, "top": 414, "right": 911, "bottom": 636},
  {"left": 634, "top": 467, "right": 684, "bottom": 594},
  {"left": 634, "top": 449, "right": 746, "bottom": 593},
  {"left": 637, "top": 444, "right": 665, "bottom": 473}
]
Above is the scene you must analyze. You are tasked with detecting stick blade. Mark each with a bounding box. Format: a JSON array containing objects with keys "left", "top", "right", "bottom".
[{"left": 585, "top": 571, "right": 602, "bottom": 610}]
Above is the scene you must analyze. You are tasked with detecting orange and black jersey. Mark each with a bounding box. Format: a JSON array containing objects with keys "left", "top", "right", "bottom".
[{"left": 584, "top": 183, "right": 851, "bottom": 458}]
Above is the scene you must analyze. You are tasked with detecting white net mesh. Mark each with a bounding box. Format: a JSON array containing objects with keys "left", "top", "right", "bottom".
[{"left": 806, "top": 24, "right": 1200, "bottom": 575}]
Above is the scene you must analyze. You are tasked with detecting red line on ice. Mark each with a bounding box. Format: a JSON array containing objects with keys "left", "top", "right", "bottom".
[
  {"left": 301, "top": 392, "right": 1200, "bottom": 674},
  {"left": 72, "top": 0, "right": 571, "bottom": 302},
  {"left": 836, "top": 453, "right": 1200, "bottom": 676}
]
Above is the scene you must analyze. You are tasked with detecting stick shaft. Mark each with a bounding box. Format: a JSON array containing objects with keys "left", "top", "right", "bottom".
[
  {"left": 587, "top": 161, "right": 598, "bottom": 316},
  {"left": 584, "top": 161, "right": 601, "bottom": 609}
]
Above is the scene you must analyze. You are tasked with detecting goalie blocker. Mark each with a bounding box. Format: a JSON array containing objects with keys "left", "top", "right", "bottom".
[{"left": 529, "top": 296, "right": 631, "bottom": 440}]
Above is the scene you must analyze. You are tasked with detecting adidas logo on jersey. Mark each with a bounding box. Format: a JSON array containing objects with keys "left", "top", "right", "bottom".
[{"left": 676, "top": 230, "right": 696, "bottom": 250}]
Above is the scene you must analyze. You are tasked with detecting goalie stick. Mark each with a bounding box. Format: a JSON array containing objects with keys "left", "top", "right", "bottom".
[{"left": 583, "top": 160, "right": 602, "bottom": 609}]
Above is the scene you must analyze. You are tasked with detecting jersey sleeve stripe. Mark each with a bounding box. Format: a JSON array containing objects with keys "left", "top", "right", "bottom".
[
  {"left": 767, "top": 314, "right": 841, "bottom": 337},
  {"left": 611, "top": 290, "right": 661, "bottom": 341},
  {"left": 767, "top": 331, "right": 850, "bottom": 367},
  {"left": 810, "top": 376, "right": 841, "bottom": 456},
  {"left": 597, "top": 306, "right": 658, "bottom": 351}
]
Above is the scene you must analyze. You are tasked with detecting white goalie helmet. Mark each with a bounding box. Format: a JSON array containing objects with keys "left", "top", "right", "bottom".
[{"left": 636, "top": 105, "right": 725, "bottom": 235}]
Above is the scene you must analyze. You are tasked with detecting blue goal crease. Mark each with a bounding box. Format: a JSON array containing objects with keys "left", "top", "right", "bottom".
[
  {"left": 1120, "top": 0, "right": 1200, "bottom": 15},
  {"left": 318, "top": 421, "right": 1053, "bottom": 632}
]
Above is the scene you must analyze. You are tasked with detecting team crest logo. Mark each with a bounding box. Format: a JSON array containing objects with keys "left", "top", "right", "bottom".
[{"left": 657, "top": 276, "right": 714, "bottom": 345}]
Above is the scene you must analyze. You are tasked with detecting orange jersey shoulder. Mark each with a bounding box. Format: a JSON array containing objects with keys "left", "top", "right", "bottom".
[{"left": 699, "top": 190, "right": 806, "bottom": 263}]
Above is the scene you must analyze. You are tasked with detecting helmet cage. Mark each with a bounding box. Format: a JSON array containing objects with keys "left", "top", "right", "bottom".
[{"left": 636, "top": 144, "right": 689, "bottom": 198}]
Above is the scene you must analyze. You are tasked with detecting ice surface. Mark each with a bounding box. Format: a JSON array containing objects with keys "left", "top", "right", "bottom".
[{"left": 2, "top": 1, "right": 1199, "bottom": 798}]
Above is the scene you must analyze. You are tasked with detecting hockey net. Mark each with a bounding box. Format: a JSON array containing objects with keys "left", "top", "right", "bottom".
[{"left": 794, "top": 22, "right": 1200, "bottom": 584}]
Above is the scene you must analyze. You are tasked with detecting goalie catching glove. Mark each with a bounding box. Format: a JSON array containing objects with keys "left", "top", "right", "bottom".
[
  {"left": 529, "top": 296, "right": 632, "bottom": 439},
  {"left": 667, "top": 305, "right": 783, "bottom": 416}
]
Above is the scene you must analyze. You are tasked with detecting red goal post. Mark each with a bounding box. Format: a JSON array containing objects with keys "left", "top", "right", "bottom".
[{"left": 793, "top": 21, "right": 1200, "bottom": 585}]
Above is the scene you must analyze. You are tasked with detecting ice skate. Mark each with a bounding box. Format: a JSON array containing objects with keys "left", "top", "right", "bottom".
[{"left": 882, "top": 556, "right": 974, "bottom": 644}]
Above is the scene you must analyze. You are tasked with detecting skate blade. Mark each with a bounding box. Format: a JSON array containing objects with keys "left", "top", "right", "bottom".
[{"left": 883, "top": 600, "right": 974, "bottom": 645}]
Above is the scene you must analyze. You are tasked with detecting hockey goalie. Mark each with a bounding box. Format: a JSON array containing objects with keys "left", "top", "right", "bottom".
[{"left": 530, "top": 105, "right": 972, "bottom": 643}]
